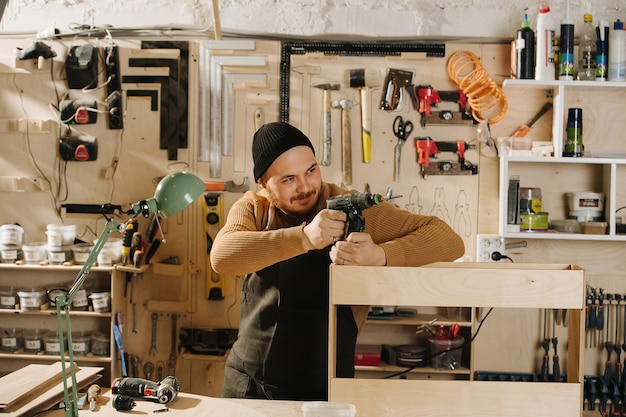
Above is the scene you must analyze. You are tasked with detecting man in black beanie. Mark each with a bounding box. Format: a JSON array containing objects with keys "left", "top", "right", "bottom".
[{"left": 211, "top": 122, "right": 464, "bottom": 400}]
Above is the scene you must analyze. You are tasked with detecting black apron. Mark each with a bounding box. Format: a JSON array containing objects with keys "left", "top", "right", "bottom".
[{"left": 234, "top": 249, "right": 357, "bottom": 400}]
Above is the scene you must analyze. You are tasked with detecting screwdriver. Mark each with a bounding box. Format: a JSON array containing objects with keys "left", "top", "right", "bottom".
[
  {"left": 552, "top": 315, "right": 560, "bottom": 382},
  {"left": 511, "top": 102, "right": 553, "bottom": 137},
  {"left": 590, "top": 290, "right": 598, "bottom": 348},
  {"left": 121, "top": 220, "right": 136, "bottom": 266},
  {"left": 603, "top": 293, "right": 613, "bottom": 385},
  {"left": 541, "top": 309, "right": 550, "bottom": 381}
]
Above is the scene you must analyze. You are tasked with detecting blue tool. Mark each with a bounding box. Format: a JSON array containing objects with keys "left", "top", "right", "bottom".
[{"left": 113, "top": 324, "right": 127, "bottom": 377}]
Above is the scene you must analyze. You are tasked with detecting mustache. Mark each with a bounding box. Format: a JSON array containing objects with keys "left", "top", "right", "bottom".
[{"left": 292, "top": 190, "right": 316, "bottom": 202}]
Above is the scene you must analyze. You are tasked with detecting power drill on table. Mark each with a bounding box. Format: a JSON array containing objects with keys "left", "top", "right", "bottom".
[
  {"left": 327, "top": 192, "right": 383, "bottom": 237},
  {"left": 111, "top": 376, "right": 180, "bottom": 410}
]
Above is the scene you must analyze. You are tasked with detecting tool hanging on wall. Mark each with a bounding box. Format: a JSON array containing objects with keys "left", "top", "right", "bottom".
[
  {"left": 203, "top": 193, "right": 224, "bottom": 300},
  {"left": 279, "top": 41, "right": 446, "bottom": 122},
  {"left": 415, "top": 137, "right": 478, "bottom": 178},
  {"left": 392, "top": 115, "right": 413, "bottom": 182},
  {"left": 447, "top": 50, "right": 508, "bottom": 124},
  {"left": 406, "top": 84, "right": 474, "bottom": 127},
  {"left": 348, "top": 68, "right": 380, "bottom": 163},
  {"left": 332, "top": 99, "right": 358, "bottom": 185},
  {"left": 379, "top": 68, "right": 413, "bottom": 111},
  {"left": 293, "top": 65, "right": 321, "bottom": 135},
  {"left": 314, "top": 82, "right": 340, "bottom": 166}
]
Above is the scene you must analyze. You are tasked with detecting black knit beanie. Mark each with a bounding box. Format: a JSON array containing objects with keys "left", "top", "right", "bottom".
[{"left": 252, "top": 122, "right": 315, "bottom": 181}]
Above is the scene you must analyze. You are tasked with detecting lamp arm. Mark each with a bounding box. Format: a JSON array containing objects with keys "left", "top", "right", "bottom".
[{"left": 56, "top": 217, "right": 122, "bottom": 417}]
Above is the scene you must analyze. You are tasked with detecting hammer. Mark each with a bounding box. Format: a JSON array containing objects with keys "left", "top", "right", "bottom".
[
  {"left": 313, "top": 82, "right": 340, "bottom": 166},
  {"left": 332, "top": 99, "right": 358, "bottom": 185},
  {"left": 348, "top": 68, "right": 379, "bottom": 163}
]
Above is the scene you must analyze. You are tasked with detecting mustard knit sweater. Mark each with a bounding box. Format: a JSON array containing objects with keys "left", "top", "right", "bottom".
[{"left": 210, "top": 182, "right": 465, "bottom": 275}]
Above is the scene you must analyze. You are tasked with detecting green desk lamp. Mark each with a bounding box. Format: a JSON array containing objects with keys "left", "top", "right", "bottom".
[{"left": 53, "top": 171, "right": 205, "bottom": 417}]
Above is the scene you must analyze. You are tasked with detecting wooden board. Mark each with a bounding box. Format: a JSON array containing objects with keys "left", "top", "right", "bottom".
[
  {"left": 1, "top": 364, "right": 103, "bottom": 416},
  {"left": 0, "top": 363, "right": 73, "bottom": 410}
]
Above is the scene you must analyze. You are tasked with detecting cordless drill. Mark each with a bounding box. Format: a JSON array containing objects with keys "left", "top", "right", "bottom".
[
  {"left": 111, "top": 376, "right": 180, "bottom": 407},
  {"left": 326, "top": 192, "right": 383, "bottom": 236}
]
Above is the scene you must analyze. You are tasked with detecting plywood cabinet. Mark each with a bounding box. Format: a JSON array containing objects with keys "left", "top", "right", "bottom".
[{"left": 328, "top": 262, "right": 585, "bottom": 417}]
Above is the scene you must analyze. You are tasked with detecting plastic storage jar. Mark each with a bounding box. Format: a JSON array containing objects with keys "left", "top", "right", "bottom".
[
  {"left": 67, "top": 281, "right": 90, "bottom": 311},
  {"left": 0, "top": 224, "right": 24, "bottom": 246},
  {"left": 429, "top": 337, "right": 465, "bottom": 370},
  {"left": 17, "top": 288, "right": 46, "bottom": 311},
  {"left": 46, "top": 287, "right": 68, "bottom": 308},
  {"left": 90, "top": 331, "right": 110, "bottom": 356},
  {"left": 23, "top": 328, "right": 45, "bottom": 353},
  {"left": 72, "top": 243, "right": 94, "bottom": 265},
  {"left": 71, "top": 331, "right": 91, "bottom": 355},
  {"left": 47, "top": 245, "right": 73, "bottom": 265},
  {"left": 22, "top": 242, "right": 47, "bottom": 264},
  {"left": 89, "top": 291, "right": 111, "bottom": 313},
  {"left": 46, "top": 224, "right": 76, "bottom": 246},
  {"left": 0, "top": 244, "right": 21, "bottom": 263},
  {"left": 1, "top": 328, "right": 23, "bottom": 352},
  {"left": 0, "top": 286, "right": 18, "bottom": 310},
  {"left": 95, "top": 238, "right": 123, "bottom": 265},
  {"left": 43, "top": 331, "right": 65, "bottom": 355}
]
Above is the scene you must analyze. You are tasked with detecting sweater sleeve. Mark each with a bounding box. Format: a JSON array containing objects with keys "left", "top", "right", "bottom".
[
  {"left": 364, "top": 202, "right": 465, "bottom": 266},
  {"left": 209, "top": 191, "right": 310, "bottom": 275}
]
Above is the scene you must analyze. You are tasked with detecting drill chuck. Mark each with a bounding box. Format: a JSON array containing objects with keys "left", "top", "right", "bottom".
[{"left": 326, "top": 192, "right": 382, "bottom": 213}]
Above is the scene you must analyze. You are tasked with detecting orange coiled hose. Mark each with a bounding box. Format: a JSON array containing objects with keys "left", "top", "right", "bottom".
[{"left": 447, "top": 50, "right": 508, "bottom": 124}]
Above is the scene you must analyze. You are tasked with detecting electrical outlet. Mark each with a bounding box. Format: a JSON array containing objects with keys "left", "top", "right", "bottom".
[{"left": 476, "top": 234, "right": 505, "bottom": 262}]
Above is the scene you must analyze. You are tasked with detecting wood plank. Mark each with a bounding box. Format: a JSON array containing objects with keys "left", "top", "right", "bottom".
[
  {"left": 1, "top": 365, "right": 102, "bottom": 416},
  {"left": 329, "top": 378, "right": 582, "bottom": 417},
  {"left": 0, "top": 363, "right": 73, "bottom": 409},
  {"left": 329, "top": 263, "right": 585, "bottom": 309}
]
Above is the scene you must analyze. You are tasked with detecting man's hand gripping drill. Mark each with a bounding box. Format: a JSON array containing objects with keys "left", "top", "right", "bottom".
[{"left": 325, "top": 192, "right": 386, "bottom": 266}]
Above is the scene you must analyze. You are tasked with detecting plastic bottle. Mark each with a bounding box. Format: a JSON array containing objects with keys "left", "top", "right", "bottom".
[
  {"left": 535, "top": 1, "right": 556, "bottom": 80},
  {"left": 578, "top": 14, "right": 597, "bottom": 80},
  {"left": 564, "top": 108, "right": 583, "bottom": 157},
  {"left": 516, "top": 14, "right": 535, "bottom": 79},
  {"left": 608, "top": 19, "right": 626, "bottom": 81},
  {"left": 559, "top": 13, "right": 575, "bottom": 80},
  {"left": 596, "top": 20, "right": 609, "bottom": 81}
]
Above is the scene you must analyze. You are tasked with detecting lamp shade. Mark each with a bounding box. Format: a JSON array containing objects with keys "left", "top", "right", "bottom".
[{"left": 151, "top": 171, "right": 205, "bottom": 218}]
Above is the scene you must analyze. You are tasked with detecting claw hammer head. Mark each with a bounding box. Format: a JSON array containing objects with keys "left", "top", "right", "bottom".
[{"left": 313, "top": 82, "right": 340, "bottom": 92}]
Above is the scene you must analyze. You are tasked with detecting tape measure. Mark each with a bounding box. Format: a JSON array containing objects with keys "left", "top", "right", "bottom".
[{"left": 203, "top": 193, "right": 224, "bottom": 300}]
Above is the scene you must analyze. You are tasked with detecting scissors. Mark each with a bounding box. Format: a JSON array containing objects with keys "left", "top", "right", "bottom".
[{"left": 392, "top": 115, "right": 413, "bottom": 182}]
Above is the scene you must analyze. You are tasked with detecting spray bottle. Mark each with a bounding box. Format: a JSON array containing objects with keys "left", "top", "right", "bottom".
[
  {"left": 516, "top": 13, "right": 535, "bottom": 79},
  {"left": 535, "top": 0, "right": 556, "bottom": 80},
  {"left": 608, "top": 19, "right": 626, "bottom": 81},
  {"left": 559, "top": 0, "right": 575, "bottom": 80}
]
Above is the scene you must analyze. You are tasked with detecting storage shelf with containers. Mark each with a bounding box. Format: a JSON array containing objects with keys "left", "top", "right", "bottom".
[
  {"left": 499, "top": 79, "right": 626, "bottom": 241},
  {"left": 0, "top": 221, "right": 129, "bottom": 383}
]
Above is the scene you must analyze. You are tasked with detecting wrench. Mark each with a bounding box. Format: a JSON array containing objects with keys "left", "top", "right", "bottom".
[
  {"left": 130, "top": 354, "right": 140, "bottom": 378},
  {"left": 143, "top": 361, "right": 154, "bottom": 380},
  {"left": 149, "top": 313, "right": 158, "bottom": 355},
  {"left": 132, "top": 303, "right": 138, "bottom": 334},
  {"left": 167, "top": 314, "right": 177, "bottom": 375}
]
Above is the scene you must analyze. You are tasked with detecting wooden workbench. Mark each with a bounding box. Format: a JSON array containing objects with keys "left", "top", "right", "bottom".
[{"left": 44, "top": 391, "right": 305, "bottom": 416}]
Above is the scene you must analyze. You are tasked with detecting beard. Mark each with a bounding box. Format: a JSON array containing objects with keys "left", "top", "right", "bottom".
[{"left": 267, "top": 187, "right": 321, "bottom": 222}]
